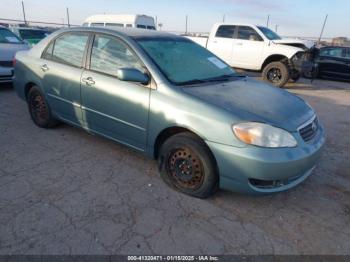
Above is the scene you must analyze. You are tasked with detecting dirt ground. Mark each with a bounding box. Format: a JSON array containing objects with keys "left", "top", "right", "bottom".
[{"left": 0, "top": 77, "right": 349, "bottom": 255}]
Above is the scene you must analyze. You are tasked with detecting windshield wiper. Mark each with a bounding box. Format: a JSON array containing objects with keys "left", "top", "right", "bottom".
[
  {"left": 179, "top": 79, "right": 208, "bottom": 86},
  {"left": 204, "top": 74, "right": 239, "bottom": 82},
  {"left": 179, "top": 74, "right": 245, "bottom": 86}
]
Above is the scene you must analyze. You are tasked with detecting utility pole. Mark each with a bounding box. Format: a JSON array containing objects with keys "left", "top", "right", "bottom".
[
  {"left": 155, "top": 16, "right": 158, "bottom": 30},
  {"left": 185, "top": 15, "right": 188, "bottom": 34},
  {"left": 223, "top": 14, "right": 226, "bottom": 23},
  {"left": 266, "top": 14, "right": 270, "bottom": 28},
  {"left": 275, "top": 24, "right": 279, "bottom": 33},
  {"left": 318, "top": 14, "right": 328, "bottom": 44},
  {"left": 21, "top": 1, "right": 27, "bottom": 25},
  {"left": 66, "top": 7, "right": 70, "bottom": 27}
]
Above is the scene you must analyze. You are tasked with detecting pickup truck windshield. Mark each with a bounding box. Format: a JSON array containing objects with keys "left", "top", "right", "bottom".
[
  {"left": 136, "top": 37, "right": 237, "bottom": 85},
  {"left": 257, "top": 26, "right": 281, "bottom": 40}
]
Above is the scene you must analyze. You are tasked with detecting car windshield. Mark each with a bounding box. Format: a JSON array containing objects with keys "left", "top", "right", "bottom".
[
  {"left": 0, "top": 28, "right": 23, "bottom": 44},
  {"left": 136, "top": 37, "right": 237, "bottom": 85},
  {"left": 258, "top": 26, "right": 282, "bottom": 40},
  {"left": 19, "top": 29, "right": 49, "bottom": 40}
]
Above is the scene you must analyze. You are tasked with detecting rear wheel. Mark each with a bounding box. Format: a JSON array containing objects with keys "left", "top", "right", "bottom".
[
  {"left": 27, "top": 86, "right": 58, "bottom": 128},
  {"left": 262, "top": 61, "right": 290, "bottom": 87},
  {"left": 158, "top": 132, "right": 218, "bottom": 198}
]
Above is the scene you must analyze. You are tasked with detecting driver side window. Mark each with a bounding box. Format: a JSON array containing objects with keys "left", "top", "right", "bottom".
[{"left": 90, "top": 34, "right": 143, "bottom": 76}]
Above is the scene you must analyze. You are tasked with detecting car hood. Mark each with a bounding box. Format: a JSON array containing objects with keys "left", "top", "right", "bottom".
[
  {"left": 0, "top": 43, "right": 29, "bottom": 61},
  {"left": 273, "top": 38, "right": 314, "bottom": 49},
  {"left": 182, "top": 77, "right": 315, "bottom": 132}
]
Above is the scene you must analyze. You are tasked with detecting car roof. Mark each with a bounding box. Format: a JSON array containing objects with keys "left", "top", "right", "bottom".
[{"left": 59, "top": 26, "right": 179, "bottom": 39}]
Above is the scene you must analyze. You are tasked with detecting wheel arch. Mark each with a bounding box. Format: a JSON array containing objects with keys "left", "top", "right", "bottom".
[
  {"left": 261, "top": 54, "right": 289, "bottom": 71},
  {"left": 153, "top": 125, "right": 220, "bottom": 185},
  {"left": 153, "top": 126, "right": 217, "bottom": 164}
]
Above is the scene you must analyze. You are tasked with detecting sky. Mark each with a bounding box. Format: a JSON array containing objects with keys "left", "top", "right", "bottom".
[{"left": 1, "top": 0, "right": 349, "bottom": 38}]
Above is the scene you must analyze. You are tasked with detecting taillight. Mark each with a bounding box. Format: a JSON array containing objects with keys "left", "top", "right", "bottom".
[{"left": 12, "top": 57, "right": 16, "bottom": 67}]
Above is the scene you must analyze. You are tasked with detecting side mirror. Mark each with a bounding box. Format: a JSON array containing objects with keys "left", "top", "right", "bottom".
[{"left": 117, "top": 68, "right": 150, "bottom": 84}]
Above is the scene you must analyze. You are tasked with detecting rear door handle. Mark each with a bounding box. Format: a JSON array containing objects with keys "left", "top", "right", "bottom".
[
  {"left": 236, "top": 42, "right": 243, "bottom": 46},
  {"left": 82, "top": 77, "right": 95, "bottom": 86},
  {"left": 41, "top": 64, "right": 49, "bottom": 72}
]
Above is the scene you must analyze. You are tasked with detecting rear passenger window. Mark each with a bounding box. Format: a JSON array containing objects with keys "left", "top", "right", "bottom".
[
  {"left": 237, "top": 26, "right": 263, "bottom": 41},
  {"left": 320, "top": 48, "right": 343, "bottom": 58},
  {"left": 51, "top": 33, "right": 89, "bottom": 67},
  {"left": 90, "top": 34, "right": 143, "bottom": 76},
  {"left": 105, "top": 23, "right": 124, "bottom": 27},
  {"left": 215, "top": 25, "right": 235, "bottom": 38},
  {"left": 91, "top": 23, "right": 104, "bottom": 27}
]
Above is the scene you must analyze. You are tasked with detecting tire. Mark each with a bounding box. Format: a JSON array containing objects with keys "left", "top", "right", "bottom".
[
  {"left": 289, "top": 73, "right": 301, "bottom": 83},
  {"left": 158, "top": 132, "right": 218, "bottom": 198},
  {"left": 27, "top": 86, "right": 58, "bottom": 128},
  {"left": 262, "top": 61, "right": 290, "bottom": 88}
]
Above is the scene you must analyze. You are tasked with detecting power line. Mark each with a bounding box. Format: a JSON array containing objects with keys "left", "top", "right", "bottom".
[
  {"left": 318, "top": 14, "right": 328, "bottom": 43},
  {"left": 66, "top": 7, "right": 70, "bottom": 27},
  {"left": 21, "top": 1, "right": 27, "bottom": 25}
]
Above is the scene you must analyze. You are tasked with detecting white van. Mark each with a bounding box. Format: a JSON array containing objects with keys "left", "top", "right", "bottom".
[{"left": 83, "top": 14, "right": 156, "bottom": 30}]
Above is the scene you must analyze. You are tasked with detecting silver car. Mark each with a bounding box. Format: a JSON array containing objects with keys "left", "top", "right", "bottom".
[{"left": 0, "top": 26, "right": 29, "bottom": 83}]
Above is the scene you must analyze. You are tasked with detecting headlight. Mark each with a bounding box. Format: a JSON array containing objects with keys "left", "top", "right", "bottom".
[{"left": 233, "top": 122, "right": 297, "bottom": 148}]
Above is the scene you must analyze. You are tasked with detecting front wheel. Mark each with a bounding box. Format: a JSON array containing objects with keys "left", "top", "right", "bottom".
[
  {"left": 158, "top": 132, "right": 218, "bottom": 198},
  {"left": 262, "top": 61, "right": 290, "bottom": 88}
]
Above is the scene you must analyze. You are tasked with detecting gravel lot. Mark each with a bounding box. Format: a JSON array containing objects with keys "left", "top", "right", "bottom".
[{"left": 0, "top": 77, "right": 349, "bottom": 255}]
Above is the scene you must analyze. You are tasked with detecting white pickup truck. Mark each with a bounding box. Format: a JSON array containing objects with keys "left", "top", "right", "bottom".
[{"left": 187, "top": 23, "right": 312, "bottom": 87}]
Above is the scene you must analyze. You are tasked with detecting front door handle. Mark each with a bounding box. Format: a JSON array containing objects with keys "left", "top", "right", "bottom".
[
  {"left": 82, "top": 77, "right": 95, "bottom": 86},
  {"left": 236, "top": 42, "right": 243, "bottom": 46},
  {"left": 41, "top": 64, "right": 49, "bottom": 72}
]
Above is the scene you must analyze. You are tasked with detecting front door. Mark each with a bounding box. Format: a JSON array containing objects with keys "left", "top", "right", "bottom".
[
  {"left": 231, "top": 26, "right": 265, "bottom": 70},
  {"left": 40, "top": 32, "right": 90, "bottom": 125},
  {"left": 81, "top": 34, "right": 150, "bottom": 151}
]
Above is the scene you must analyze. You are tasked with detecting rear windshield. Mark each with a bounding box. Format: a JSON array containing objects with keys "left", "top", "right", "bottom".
[
  {"left": 0, "top": 28, "right": 23, "bottom": 44},
  {"left": 19, "top": 29, "right": 49, "bottom": 40}
]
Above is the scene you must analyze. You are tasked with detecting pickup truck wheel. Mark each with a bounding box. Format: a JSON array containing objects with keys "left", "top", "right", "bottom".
[
  {"left": 262, "top": 62, "right": 290, "bottom": 87},
  {"left": 27, "top": 86, "right": 58, "bottom": 128},
  {"left": 158, "top": 132, "right": 218, "bottom": 198}
]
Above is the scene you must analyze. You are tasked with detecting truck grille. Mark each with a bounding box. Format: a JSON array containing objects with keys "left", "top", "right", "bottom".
[
  {"left": 299, "top": 117, "right": 318, "bottom": 142},
  {"left": 0, "top": 61, "right": 13, "bottom": 67}
]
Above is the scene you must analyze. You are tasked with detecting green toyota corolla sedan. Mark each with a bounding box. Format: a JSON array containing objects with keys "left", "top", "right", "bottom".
[{"left": 13, "top": 27, "right": 325, "bottom": 198}]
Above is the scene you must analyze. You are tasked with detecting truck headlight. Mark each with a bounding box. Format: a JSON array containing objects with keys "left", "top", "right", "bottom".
[{"left": 233, "top": 122, "right": 297, "bottom": 148}]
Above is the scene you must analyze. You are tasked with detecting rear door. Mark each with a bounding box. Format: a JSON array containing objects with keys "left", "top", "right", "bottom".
[
  {"left": 207, "top": 25, "right": 236, "bottom": 66},
  {"left": 231, "top": 26, "right": 265, "bottom": 70},
  {"left": 81, "top": 33, "right": 151, "bottom": 151},
  {"left": 40, "top": 32, "right": 90, "bottom": 125}
]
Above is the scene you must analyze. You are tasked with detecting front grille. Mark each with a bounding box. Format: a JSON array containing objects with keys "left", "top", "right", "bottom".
[
  {"left": 299, "top": 117, "right": 318, "bottom": 142},
  {"left": 0, "top": 61, "right": 13, "bottom": 67}
]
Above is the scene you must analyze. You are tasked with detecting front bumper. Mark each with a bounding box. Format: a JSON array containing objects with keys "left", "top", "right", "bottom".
[
  {"left": 0, "top": 66, "right": 14, "bottom": 83},
  {"left": 207, "top": 123, "right": 326, "bottom": 194}
]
